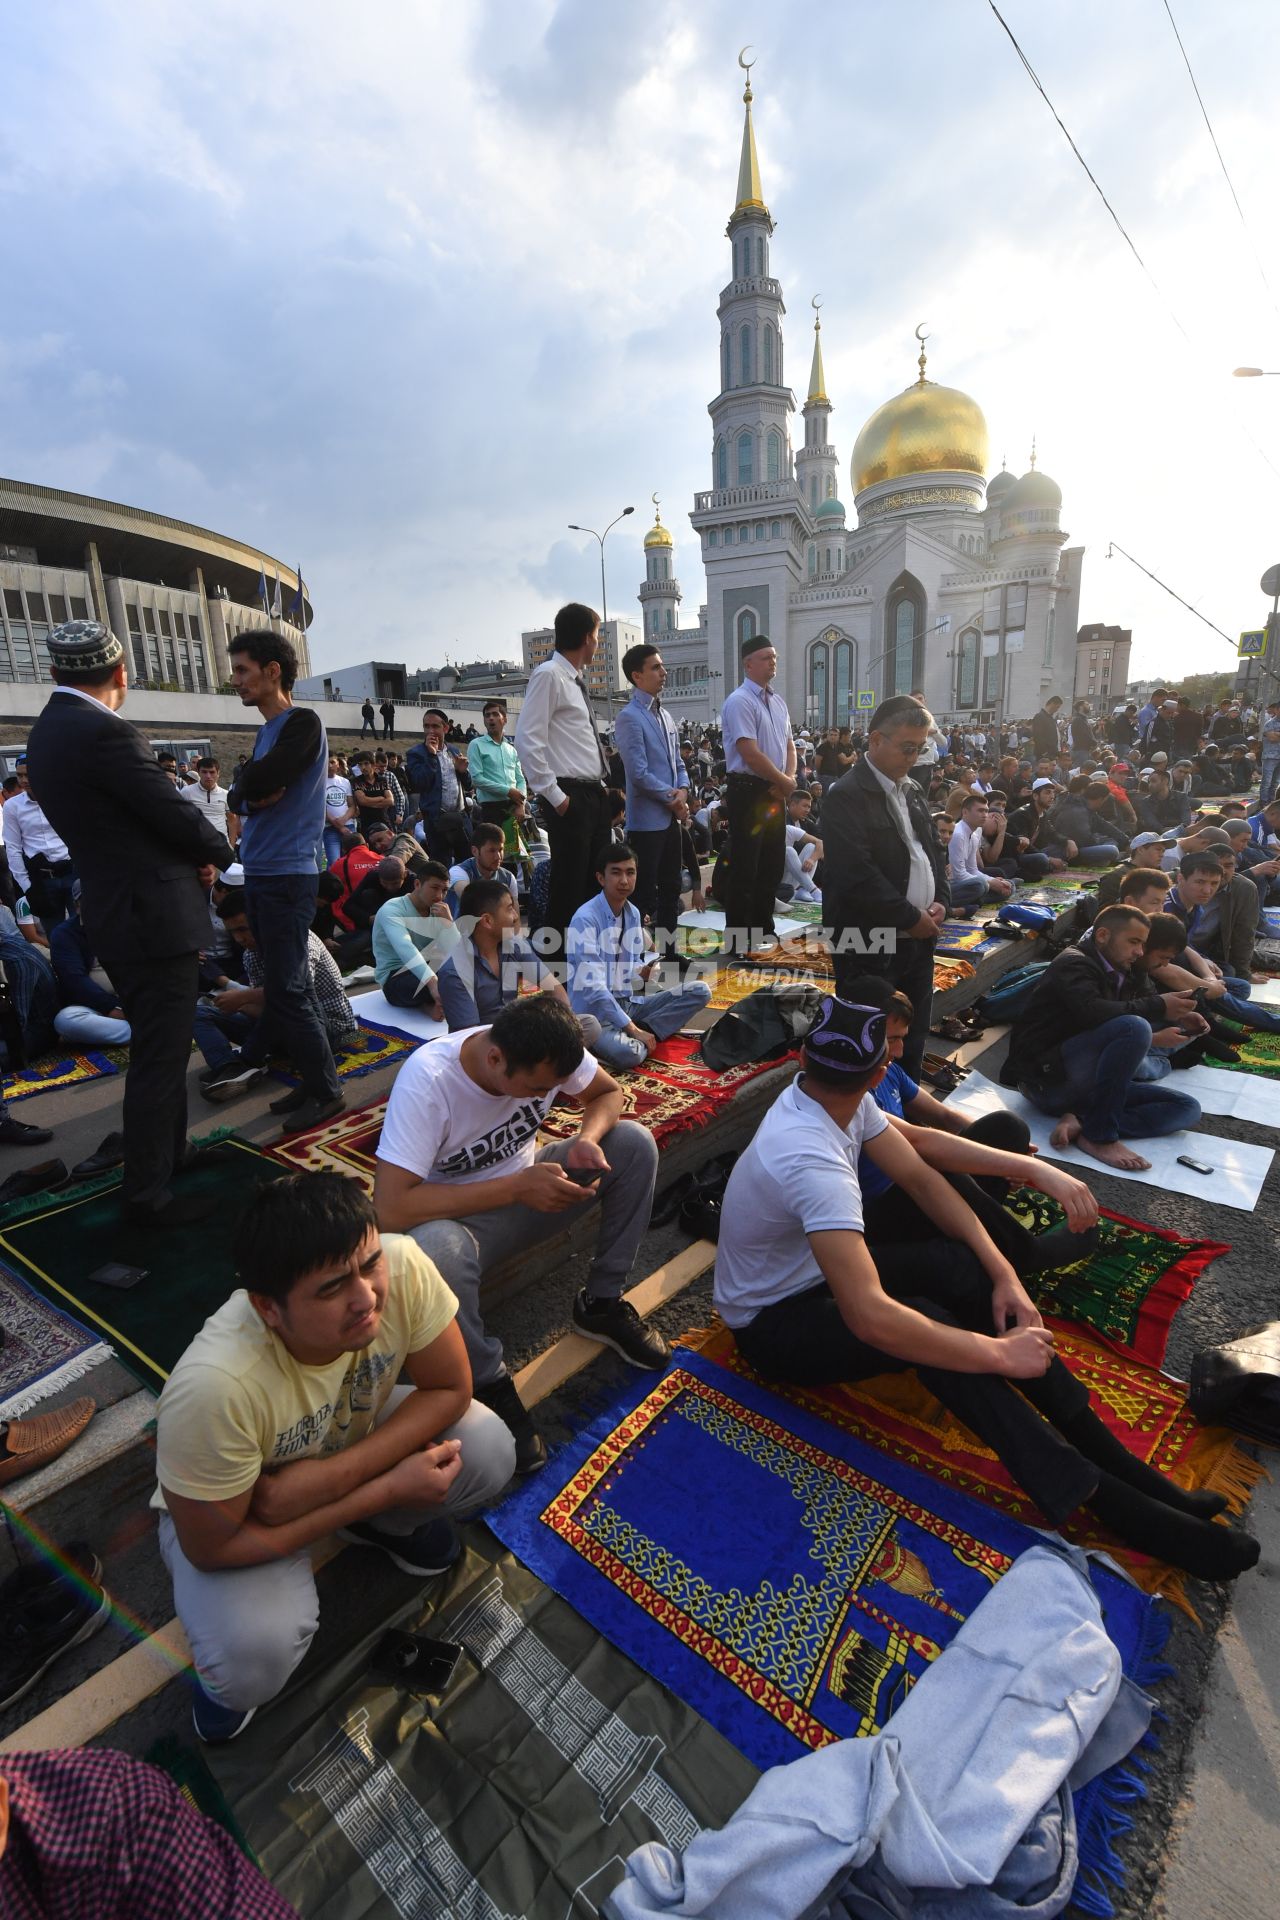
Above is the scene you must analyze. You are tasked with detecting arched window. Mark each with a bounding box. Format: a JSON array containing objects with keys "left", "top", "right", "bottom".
[
  {"left": 808, "top": 544, "right": 817, "bottom": 577},
  {"left": 824, "top": 548, "right": 831, "bottom": 572},
  {"left": 736, "top": 608, "right": 758, "bottom": 649},
  {"left": 740, "top": 324, "right": 753, "bottom": 385},
  {"left": 833, "top": 640, "right": 853, "bottom": 728},
  {"left": 756, "top": 237, "right": 764, "bottom": 275},
  {"left": 826, "top": 476, "right": 834, "bottom": 499},
  {"left": 736, "top": 432, "right": 754, "bottom": 486},
  {"left": 722, "top": 333, "right": 731, "bottom": 391},
  {"left": 763, "top": 324, "right": 775, "bottom": 385},
  {"left": 955, "top": 628, "right": 979, "bottom": 708},
  {"left": 885, "top": 572, "right": 926, "bottom": 698},
  {"left": 738, "top": 523, "right": 748, "bottom": 542},
  {"left": 716, "top": 439, "right": 728, "bottom": 489},
  {"left": 664, "top": 608, "right": 673, "bottom": 630},
  {"left": 809, "top": 477, "right": 818, "bottom": 511},
  {"left": 766, "top": 428, "right": 781, "bottom": 481},
  {"left": 708, "top": 528, "right": 718, "bottom": 547},
  {"left": 808, "top": 642, "right": 830, "bottom": 730}
]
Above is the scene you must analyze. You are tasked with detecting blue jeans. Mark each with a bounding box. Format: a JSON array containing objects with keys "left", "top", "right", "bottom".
[
  {"left": 53, "top": 1005, "right": 131, "bottom": 1048},
  {"left": 1022, "top": 1014, "right": 1201, "bottom": 1143},
  {"left": 323, "top": 825, "right": 344, "bottom": 866},
  {"left": 949, "top": 873, "right": 992, "bottom": 908},
  {"left": 590, "top": 979, "right": 714, "bottom": 1070},
  {"left": 1218, "top": 975, "right": 1280, "bottom": 1033},
  {"left": 1260, "top": 753, "right": 1280, "bottom": 807},
  {"left": 243, "top": 874, "right": 341, "bottom": 1102},
  {"left": 193, "top": 1006, "right": 259, "bottom": 1069}
]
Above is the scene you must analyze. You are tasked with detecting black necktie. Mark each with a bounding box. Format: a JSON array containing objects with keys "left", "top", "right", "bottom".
[{"left": 576, "top": 676, "right": 610, "bottom": 779}]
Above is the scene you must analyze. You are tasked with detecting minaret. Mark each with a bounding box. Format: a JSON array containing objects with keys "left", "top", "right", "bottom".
[
  {"left": 638, "top": 495, "right": 682, "bottom": 637},
  {"left": 795, "top": 300, "right": 841, "bottom": 514},
  {"left": 706, "top": 56, "right": 794, "bottom": 496}
]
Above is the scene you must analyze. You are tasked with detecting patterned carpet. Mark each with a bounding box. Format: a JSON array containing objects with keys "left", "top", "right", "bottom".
[{"left": 0, "top": 1264, "right": 114, "bottom": 1417}]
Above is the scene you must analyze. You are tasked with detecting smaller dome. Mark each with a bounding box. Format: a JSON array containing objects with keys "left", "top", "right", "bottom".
[
  {"left": 815, "top": 496, "right": 845, "bottom": 519},
  {"left": 1003, "top": 467, "right": 1061, "bottom": 512},
  {"left": 643, "top": 518, "right": 673, "bottom": 549},
  {"left": 985, "top": 467, "right": 1016, "bottom": 503}
]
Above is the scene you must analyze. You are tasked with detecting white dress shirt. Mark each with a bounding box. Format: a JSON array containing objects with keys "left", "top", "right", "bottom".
[
  {"left": 3, "top": 790, "right": 71, "bottom": 893},
  {"left": 514, "top": 650, "right": 607, "bottom": 812},
  {"left": 866, "top": 758, "right": 936, "bottom": 913}
]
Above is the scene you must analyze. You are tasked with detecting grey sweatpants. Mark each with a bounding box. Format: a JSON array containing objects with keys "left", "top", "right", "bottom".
[
  {"left": 158, "top": 1396, "right": 515, "bottom": 1713},
  {"left": 411, "top": 1119, "right": 659, "bottom": 1388}
]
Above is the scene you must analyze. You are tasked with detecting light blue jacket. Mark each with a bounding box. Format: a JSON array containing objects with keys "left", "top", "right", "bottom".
[
  {"left": 567, "top": 890, "right": 650, "bottom": 1032},
  {"left": 616, "top": 691, "right": 688, "bottom": 834}
]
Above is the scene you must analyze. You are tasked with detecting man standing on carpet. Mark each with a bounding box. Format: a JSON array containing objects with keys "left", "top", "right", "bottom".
[
  {"left": 26, "top": 621, "right": 233, "bottom": 1227},
  {"left": 718, "top": 634, "right": 796, "bottom": 951},
  {"left": 614, "top": 643, "right": 690, "bottom": 950},
  {"left": 227, "top": 630, "right": 344, "bottom": 1137},
  {"left": 714, "top": 995, "right": 1258, "bottom": 1583},
  {"left": 373, "top": 996, "right": 666, "bottom": 1475},
  {"left": 154, "top": 1172, "right": 515, "bottom": 1743},
  {"left": 820, "top": 696, "right": 949, "bottom": 1079}
]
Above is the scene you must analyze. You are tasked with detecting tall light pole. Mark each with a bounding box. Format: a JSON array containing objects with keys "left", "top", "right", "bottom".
[{"left": 568, "top": 506, "right": 634, "bottom": 719}]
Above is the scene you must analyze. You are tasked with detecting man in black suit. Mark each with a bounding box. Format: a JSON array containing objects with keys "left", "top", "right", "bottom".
[
  {"left": 26, "top": 622, "right": 234, "bottom": 1226},
  {"left": 820, "top": 695, "right": 950, "bottom": 1077}
]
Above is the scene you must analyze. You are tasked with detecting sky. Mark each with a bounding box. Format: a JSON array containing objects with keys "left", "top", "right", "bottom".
[{"left": 4, "top": 0, "right": 1280, "bottom": 687}]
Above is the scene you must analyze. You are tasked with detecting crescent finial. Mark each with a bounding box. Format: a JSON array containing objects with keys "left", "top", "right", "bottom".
[
  {"left": 738, "top": 45, "right": 755, "bottom": 74},
  {"left": 812, "top": 293, "right": 823, "bottom": 314},
  {"left": 651, "top": 491, "right": 661, "bottom": 513},
  {"left": 914, "top": 322, "right": 930, "bottom": 386},
  {"left": 914, "top": 321, "right": 930, "bottom": 345}
]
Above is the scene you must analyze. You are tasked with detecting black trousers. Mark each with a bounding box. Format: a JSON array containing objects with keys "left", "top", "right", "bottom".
[
  {"left": 103, "top": 949, "right": 200, "bottom": 1212},
  {"left": 629, "top": 819, "right": 683, "bottom": 950},
  {"left": 735, "top": 1242, "right": 1095, "bottom": 1526},
  {"left": 539, "top": 783, "right": 610, "bottom": 951},
  {"left": 723, "top": 775, "right": 786, "bottom": 949},
  {"left": 834, "top": 930, "right": 937, "bottom": 1079},
  {"left": 863, "top": 1110, "right": 1042, "bottom": 1273},
  {"left": 424, "top": 808, "right": 473, "bottom": 866}
]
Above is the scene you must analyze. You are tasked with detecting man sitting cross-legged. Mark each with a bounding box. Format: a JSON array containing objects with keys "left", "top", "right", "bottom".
[
  {"left": 714, "top": 995, "right": 1258, "bottom": 1582},
  {"left": 434, "top": 877, "right": 602, "bottom": 1050},
  {"left": 154, "top": 1173, "right": 516, "bottom": 1745},
  {"left": 844, "top": 975, "right": 1100, "bottom": 1274},
  {"left": 446, "top": 820, "right": 518, "bottom": 918},
  {"left": 1163, "top": 851, "right": 1280, "bottom": 1035},
  {"left": 565, "top": 842, "right": 711, "bottom": 1071},
  {"left": 373, "top": 995, "right": 667, "bottom": 1474},
  {"left": 1001, "top": 904, "right": 1203, "bottom": 1172}
]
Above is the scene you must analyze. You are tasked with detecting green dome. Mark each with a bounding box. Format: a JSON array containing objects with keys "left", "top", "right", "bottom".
[{"left": 815, "top": 495, "right": 846, "bottom": 519}]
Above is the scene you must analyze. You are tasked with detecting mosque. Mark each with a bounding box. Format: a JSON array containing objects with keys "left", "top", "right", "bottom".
[{"left": 638, "top": 62, "right": 1084, "bottom": 733}]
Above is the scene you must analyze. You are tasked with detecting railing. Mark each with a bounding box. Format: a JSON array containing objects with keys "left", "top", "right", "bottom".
[{"left": 693, "top": 481, "right": 796, "bottom": 511}]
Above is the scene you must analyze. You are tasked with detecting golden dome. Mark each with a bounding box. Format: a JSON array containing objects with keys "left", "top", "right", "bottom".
[
  {"left": 643, "top": 499, "right": 673, "bottom": 548},
  {"left": 852, "top": 360, "right": 989, "bottom": 497}
]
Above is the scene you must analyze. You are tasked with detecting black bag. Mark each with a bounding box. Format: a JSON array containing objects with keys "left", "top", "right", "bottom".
[
  {"left": 699, "top": 983, "right": 824, "bottom": 1071},
  {"left": 1189, "top": 1323, "right": 1280, "bottom": 1446}
]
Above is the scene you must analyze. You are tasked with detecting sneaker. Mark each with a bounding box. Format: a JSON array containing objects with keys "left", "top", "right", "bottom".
[
  {"left": 199, "top": 1057, "right": 269, "bottom": 1102},
  {"left": 192, "top": 1681, "right": 257, "bottom": 1745},
  {"left": 268, "top": 1085, "right": 309, "bottom": 1115},
  {"left": 474, "top": 1374, "right": 547, "bottom": 1475},
  {"left": 337, "top": 1516, "right": 462, "bottom": 1578},
  {"left": 0, "top": 1545, "right": 109, "bottom": 1710},
  {"left": 571, "top": 1290, "right": 671, "bottom": 1370}
]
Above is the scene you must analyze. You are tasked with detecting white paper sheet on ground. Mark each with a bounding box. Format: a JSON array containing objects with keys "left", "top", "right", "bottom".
[
  {"left": 943, "top": 1070, "right": 1273, "bottom": 1211},
  {"left": 1249, "top": 978, "right": 1280, "bottom": 1006},
  {"left": 677, "top": 908, "right": 809, "bottom": 938},
  {"left": 350, "top": 987, "right": 449, "bottom": 1044},
  {"left": 1169, "top": 1062, "right": 1278, "bottom": 1126}
]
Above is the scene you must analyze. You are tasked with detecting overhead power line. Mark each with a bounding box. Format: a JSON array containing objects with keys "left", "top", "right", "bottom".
[
  {"left": 1161, "top": 0, "right": 1280, "bottom": 332},
  {"left": 1105, "top": 542, "right": 1235, "bottom": 651}
]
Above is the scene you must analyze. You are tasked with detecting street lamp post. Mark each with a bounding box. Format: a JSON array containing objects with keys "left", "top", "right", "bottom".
[{"left": 568, "top": 506, "right": 633, "bottom": 722}]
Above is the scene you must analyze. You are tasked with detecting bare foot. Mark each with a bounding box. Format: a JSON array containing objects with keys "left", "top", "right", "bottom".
[
  {"left": 1075, "top": 1134, "right": 1151, "bottom": 1172},
  {"left": 1049, "top": 1112, "right": 1082, "bottom": 1150}
]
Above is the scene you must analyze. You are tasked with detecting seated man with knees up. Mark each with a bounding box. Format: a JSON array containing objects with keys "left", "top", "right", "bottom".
[
  {"left": 565, "top": 842, "right": 711, "bottom": 1071},
  {"left": 373, "top": 995, "right": 667, "bottom": 1475},
  {"left": 371, "top": 859, "right": 459, "bottom": 1012},
  {"left": 1002, "top": 904, "right": 1202, "bottom": 1172},
  {"left": 154, "top": 1173, "right": 515, "bottom": 1744},
  {"left": 1163, "top": 851, "right": 1280, "bottom": 1034},
  {"left": 446, "top": 820, "right": 518, "bottom": 918},
  {"left": 947, "top": 792, "right": 1014, "bottom": 908},
  {"left": 714, "top": 995, "right": 1257, "bottom": 1584},
  {"left": 434, "top": 877, "right": 601, "bottom": 1048}
]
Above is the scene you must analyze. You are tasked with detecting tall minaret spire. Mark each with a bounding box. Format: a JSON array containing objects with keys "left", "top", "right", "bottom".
[
  {"left": 734, "top": 47, "right": 767, "bottom": 213},
  {"left": 796, "top": 295, "right": 840, "bottom": 519},
  {"left": 807, "top": 305, "right": 828, "bottom": 404}
]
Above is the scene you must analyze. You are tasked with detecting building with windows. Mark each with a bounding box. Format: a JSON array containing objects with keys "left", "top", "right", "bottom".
[
  {"left": 650, "top": 65, "right": 1085, "bottom": 735},
  {"left": 521, "top": 615, "right": 640, "bottom": 715},
  {"left": 1073, "top": 622, "right": 1131, "bottom": 712},
  {"left": 0, "top": 477, "right": 310, "bottom": 692}
]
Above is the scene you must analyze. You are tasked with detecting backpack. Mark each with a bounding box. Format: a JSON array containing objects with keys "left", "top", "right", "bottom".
[
  {"left": 699, "top": 983, "right": 825, "bottom": 1070},
  {"left": 973, "top": 961, "right": 1050, "bottom": 1024}
]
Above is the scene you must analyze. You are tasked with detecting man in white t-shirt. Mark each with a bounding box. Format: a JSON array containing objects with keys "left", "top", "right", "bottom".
[
  {"left": 154, "top": 1172, "right": 516, "bottom": 1744},
  {"left": 712, "top": 995, "right": 1258, "bottom": 1584},
  {"left": 322, "top": 754, "right": 356, "bottom": 864},
  {"left": 947, "top": 793, "right": 1013, "bottom": 909},
  {"left": 179, "top": 757, "right": 239, "bottom": 847},
  {"left": 374, "top": 994, "right": 665, "bottom": 1473}
]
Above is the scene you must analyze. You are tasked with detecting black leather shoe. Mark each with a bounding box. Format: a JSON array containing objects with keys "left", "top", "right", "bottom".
[
  {"left": 0, "top": 1160, "right": 69, "bottom": 1205},
  {"left": 69, "top": 1133, "right": 125, "bottom": 1180},
  {"left": 278, "top": 1095, "right": 346, "bottom": 1135},
  {"left": 268, "top": 1086, "right": 309, "bottom": 1116},
  {"left": 0, "top": 1114, "right": 54, "bottom": 1148}
]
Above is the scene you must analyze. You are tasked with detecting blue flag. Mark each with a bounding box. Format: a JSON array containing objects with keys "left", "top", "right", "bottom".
[{"left": 257, "top": 566, "right": 269, "bottom": 612}]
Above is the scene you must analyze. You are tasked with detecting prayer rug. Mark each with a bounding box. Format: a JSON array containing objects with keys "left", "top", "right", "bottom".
[
  {"left": 682, "top": 1324, "right": 1263, "bottom": 1617},
  {"left": 1006, "top": 1186, "right": 1228, "bottom": 1368},
  {"left": 269, "top": 1093, "right": 386, "bottom": 1192},
  {"left": 0, "top": 1137, "right": 287, "bottom": 1392},
  {"left": 1216, "top": 1024, "right": 1280, "bottom": 1081},
  {"left": 782, "top": 900, "right": 826, "bottom": 925},
  {"left": 0, "top": 1265, "right": 113, "bottom": 1417},
  {"left": 932, "top": 956, "right": 978, "bottom": 993},
  {"left": 934, "top": 919, "right": 1017, "bottom": 958},
  {"left": 488, "top": 1351, "right": 1169, "bottom": 1913},
  {"left": 271, "top": 1015, "right": 419, "bottom": 1087},
  {"left": 1, "top": 1048, "right": 121, "bottom": 1104}
]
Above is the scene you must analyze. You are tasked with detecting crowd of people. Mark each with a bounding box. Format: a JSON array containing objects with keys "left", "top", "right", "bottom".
[{"left": 0, "top": 607, "right": 1271, "bottom": 1913}]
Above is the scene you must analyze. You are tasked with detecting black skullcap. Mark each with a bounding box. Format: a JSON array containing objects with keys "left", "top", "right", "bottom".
[
  {"left": 47, "top": 619, "right": 125, "bottom": 675},
  {"left": 740, "top": 632, "right": 773, "bottom": 660},
  {"left": 803, "top": 996, "right": 888, "bottom": 1078}
]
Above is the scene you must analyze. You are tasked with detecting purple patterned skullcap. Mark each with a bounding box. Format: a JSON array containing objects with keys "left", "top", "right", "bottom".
[{"left": 803, "top": 996, "right": 889, "bottom": 1077}]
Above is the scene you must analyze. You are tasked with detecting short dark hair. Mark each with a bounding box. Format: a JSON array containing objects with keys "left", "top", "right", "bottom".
[
  {"left": 596, "top": 840, "right": 636, "bottom": 874},
  {"left": 488, "top": 996, "right": 584, "bottom": 1076},
  {"left": 840, "top": 974, "right": 915, "bottom": 1023},
  {"left": 234, "top": 1172, "right": 376, "bottom": 1303},
  {"left": 1180, "top": 852, "right": 1223, "bottom": 879},
  {"left": 216, "top": 888, "right": 247, "bottom": 921},
  {"left": 869, "top": 695, "right": 932, "bottom": 735},
  {"left": 157, "top": 752, "right": 177, "bottom": 767},
  {"left": 1094, "top": 904, "right": 1150, "bottom": 936},
  {"left": 196, "top": 756, "right": 219, "bottom": 771},
  {"left": 423, "top": 707, "right": 449, "bottom": 724},
  {"left": 622, "top": 642, "right": 660, "bottom": 685},
  {"left": 415, "top": 859, "right": 450, "bottom": 884},
  {"left": 1117, "top": 867, "right": 1169, "bottom": 902},
  {"left": 554, "top": 602, "right": 600, "bottom": 653},
  {"left": 229, "top": 627, "right": 299, "bottom": 692},
  {"left": 460, "top": 878, "right": 513, "bottom": 921},
  {"left": 482, "top": 699, "right": 507, "bottom": 716},
  {"left": 471, "top": 822, "right": 504, "bottom": 849},
  {"left": 1142, "top": 911, "right": 1187, "bottom": 956}
]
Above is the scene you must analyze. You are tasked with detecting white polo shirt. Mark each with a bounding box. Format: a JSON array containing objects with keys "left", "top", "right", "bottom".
[{"left": 713, "top": 1077, "right": 889, "bottom": 1328}]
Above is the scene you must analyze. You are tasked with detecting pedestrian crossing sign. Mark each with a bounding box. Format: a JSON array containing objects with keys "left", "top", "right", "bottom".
[
  {"left": 856, "top": 689, "right": 875, "bottom": 710},
  {"left": 1239, "top": 629, "right": 1267, "bottom": 657}
]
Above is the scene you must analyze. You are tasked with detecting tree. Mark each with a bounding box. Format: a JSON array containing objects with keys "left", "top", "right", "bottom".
[{"left": 1174, "top": 672, "right": 1236, "bottom": 709}]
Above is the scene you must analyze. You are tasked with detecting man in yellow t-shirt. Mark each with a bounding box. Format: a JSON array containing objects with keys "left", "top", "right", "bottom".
[{"left": 154, "top": 1171, "right": 515, "bottom": 1744}]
